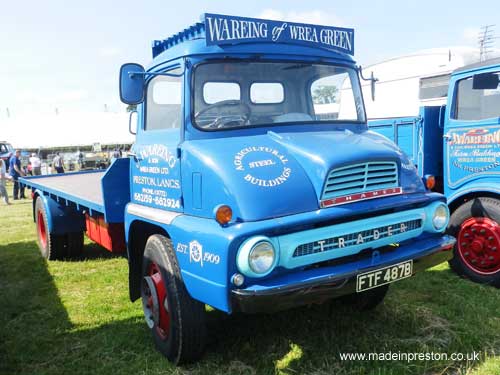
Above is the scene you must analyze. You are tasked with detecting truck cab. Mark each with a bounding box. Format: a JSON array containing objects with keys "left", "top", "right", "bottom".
[
  {"left": 22, "top": 14, "right": 455, "bottom": 364},
  {"left": 443, "top": 59, "right": 500, "bottom": 285},
  {"left": 367, "top": 56, "right": 500, "bottom": 286}
]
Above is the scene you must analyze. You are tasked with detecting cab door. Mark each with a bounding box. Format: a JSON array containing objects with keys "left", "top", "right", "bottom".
[
  {"left": 443, "top": 67, "right": 500, "bottom": 198},
  {"left": 130, "top": 64, "right": 184, "bottom": 212}
]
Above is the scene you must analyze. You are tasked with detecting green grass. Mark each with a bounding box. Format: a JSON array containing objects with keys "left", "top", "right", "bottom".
[{"left": 0, "top": 183, "right": 499, "bottom": 375}]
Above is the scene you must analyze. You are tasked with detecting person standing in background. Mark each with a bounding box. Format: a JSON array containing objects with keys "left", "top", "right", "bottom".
[
  {"left": 0, "top": 158, "right": 11, "bottom": 205},
  {"left": 53, "top": 152, "right": 65, "bottom": 174},
  {"left": 9, "top": 149, "right": 25, "bottom": 199},
  {"left": 29, "top": 153, "right": 42, "bottom": 175}
]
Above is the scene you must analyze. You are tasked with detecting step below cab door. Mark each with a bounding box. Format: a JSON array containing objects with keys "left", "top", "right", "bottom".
[{"left": 443, "top": 67, "right": 500, "bottom": 197}]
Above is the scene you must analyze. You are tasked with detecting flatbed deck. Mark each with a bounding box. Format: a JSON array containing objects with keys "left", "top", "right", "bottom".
[{"left": 21, "top": 171, "right": 106, "bottom": 212}]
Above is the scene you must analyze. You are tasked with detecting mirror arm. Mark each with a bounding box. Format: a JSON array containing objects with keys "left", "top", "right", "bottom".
[
  {"left": 130, "top": 71, "right": 184, "bottom": 79},
  {"left": 358, "top": 66, "right": 379, "bottom": 101}
]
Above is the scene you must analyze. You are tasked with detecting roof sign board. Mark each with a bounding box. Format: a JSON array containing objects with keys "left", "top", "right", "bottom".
[
  {"left": 151, "top": 14, "right": 355, "bottom": 58},
  {"left": 204, "top": 13, "right": 354, "bottom": 55}
]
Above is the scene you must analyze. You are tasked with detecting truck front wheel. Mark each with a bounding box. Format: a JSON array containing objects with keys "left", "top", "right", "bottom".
[
  {"left": 141, "top": 234, "right": 207, "bottom": 364},
  {"left": 448, "top": 197, "right": 500, "bottom": 287},
  {"left": 35, "top": 197, "right": 66, "bottom": 260}
]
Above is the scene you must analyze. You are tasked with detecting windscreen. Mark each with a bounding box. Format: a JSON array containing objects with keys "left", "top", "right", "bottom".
[
  {"left": 193, "top": 61, "right": 365, "bottom": 130},
  {"left": 455, "top": 71, "right": 500, "bottom": 121}
]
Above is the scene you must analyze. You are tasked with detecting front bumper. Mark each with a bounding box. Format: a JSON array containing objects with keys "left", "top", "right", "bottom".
[{"left": 231, "top": 234, "right": 455, "bottom": 313}]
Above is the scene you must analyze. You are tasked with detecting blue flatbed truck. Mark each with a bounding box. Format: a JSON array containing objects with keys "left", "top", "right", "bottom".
[
  {"left": 21, "top": 14, "right": 456, "bottom": 364},
  {"left": 369, "top": 58, "right": 500, "bottom": 287}
]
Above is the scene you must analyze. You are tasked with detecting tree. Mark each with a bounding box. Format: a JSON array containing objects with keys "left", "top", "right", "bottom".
[{"left": 312, "top": 85, "right": 338, "bottom": 104}]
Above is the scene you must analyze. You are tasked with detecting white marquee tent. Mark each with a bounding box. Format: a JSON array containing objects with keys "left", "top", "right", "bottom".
[{"left": 1, "top": 112, "right": 135, "bottom": 149}]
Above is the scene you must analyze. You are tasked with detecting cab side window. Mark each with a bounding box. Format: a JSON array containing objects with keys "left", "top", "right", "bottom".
[{"left": 146, "top": 69, "right": 182, "bottom": 130}]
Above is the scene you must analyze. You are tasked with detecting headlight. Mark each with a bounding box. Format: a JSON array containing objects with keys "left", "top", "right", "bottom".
[
  {"left": 237, "top": 236, "right": 278, "bottom": 277},
  {"left": 249, "top": 241, "right": 275, "bottom": 274},
  {"left": 432, "top": 204, "right": 449, "bottom": 231}
]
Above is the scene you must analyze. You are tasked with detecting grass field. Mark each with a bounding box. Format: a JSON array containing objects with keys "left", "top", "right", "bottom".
[{"left": 1, "top": 183, "right": 499, "bottom": 375}]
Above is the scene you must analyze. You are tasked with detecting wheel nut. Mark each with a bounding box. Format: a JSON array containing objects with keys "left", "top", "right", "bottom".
[
  {"left": 471, "top": 228, "right": 476, "bottom": 233},
  {"left": 489, "top": 256, "right": 495, "bottom": 260},
  {"left": 492, "top": 247, "right": 497, "bottom": 251},
  {"left": 464, "top": 233, "right": 470, "bottom": 238},
  {"left": 464, "top": 252, "right": 470, "bottom": 256},
  {"left": 480, "top": 229, "right": 486, "bottom": 234},
  {"left": 488, "top": 236, "right": 494, "bottom": 241},
  {"left": 471, "top": 259, "right": 477, "bottom": 263},
  {"left": 461, "top": 242, "right": 468, "bottom": 247}
]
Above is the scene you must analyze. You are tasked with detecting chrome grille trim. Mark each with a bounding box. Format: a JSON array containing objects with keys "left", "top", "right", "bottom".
[
  {"left": 322, "top": 161, "right": 399, "bottom": 200},
  {"left": 293, "top": 219, "right": 422, "bottom": 257}
]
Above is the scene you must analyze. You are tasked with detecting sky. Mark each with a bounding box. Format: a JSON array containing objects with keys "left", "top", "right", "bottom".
[{"left": 0, "top": 0, "right": 497, "bottom": 118}]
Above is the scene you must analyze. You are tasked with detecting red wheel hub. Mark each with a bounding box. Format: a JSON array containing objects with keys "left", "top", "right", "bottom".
[
  {"left": 458, "top": 217, "right": 500, "bottom": 275},
  {"left": 37, "top": 211, "right": 47, "bottom": 249},
  {"left": 142, "top": 262, "right": 170, "bottom": 339}
]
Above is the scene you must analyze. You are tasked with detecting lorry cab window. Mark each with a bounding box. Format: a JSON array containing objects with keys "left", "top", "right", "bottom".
[
  {"left": 419, "top": 74, "right": 450, "bottom": 100},
  {"left": 454, "top": 71, "right": 500, "bottom": 121},
  {"left": 250, "top": 83, "right": 284, "bottom": 104},
  {"left": 203, "top": 82, "right": 241, "bottom": 104},
  {"left": 193, "top": 62, "right": 365, "bottom": 130},
  {"left": 145, "top": 70, "right": 182, "bottom": 130}
]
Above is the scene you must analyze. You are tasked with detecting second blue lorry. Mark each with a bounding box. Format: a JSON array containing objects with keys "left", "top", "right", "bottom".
[{"left": 369, "top": 58, "right": 500, "bottom": 287}]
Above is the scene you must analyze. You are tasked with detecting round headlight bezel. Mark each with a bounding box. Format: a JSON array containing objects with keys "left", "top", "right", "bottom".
[
  {"left": 432, "top": 204, "right": 449, "bottom": 231},
  {"left": 237, "top": 236, "right": 278, "bottom": 278}
]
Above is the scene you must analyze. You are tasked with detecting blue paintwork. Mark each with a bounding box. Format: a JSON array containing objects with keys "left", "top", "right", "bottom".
[
  {"left": 274, "top": 201, "right": 448, "bottom": 270},
  {"left": 125, "top": 190, "right": 446, "bottom": 312},
  {"left": 21, "top": 14, "right": 454, "bottom": 314},
  {"left": 180, "top": 130, "right": 426, "bottom": 222},
  {"left": 368, "top": 106, "right": 444, "bottom": 179},
  {"left": 35, "top": 190, "right": 85, "bottom": 235},
  {"left": 368, "top": 61, "right": 500, "bottom": 210},
  {"left": 102, "top": 158, "right": 131, "bottom": 223},
  {"left": 238, "top": 233, "right": 454, "bottom": 293},
  {"left": 119, "top": 63, "right": 145, "bottom": 104}
]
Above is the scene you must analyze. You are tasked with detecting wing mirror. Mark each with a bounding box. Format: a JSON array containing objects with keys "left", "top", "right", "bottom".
[{"left": 119, "top": 63, "right": 145, "bottom": 104}]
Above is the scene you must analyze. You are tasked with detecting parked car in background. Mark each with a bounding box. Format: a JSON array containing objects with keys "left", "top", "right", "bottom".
[{"left": 0, "top": 141, "right": 14, "bottom": 171}]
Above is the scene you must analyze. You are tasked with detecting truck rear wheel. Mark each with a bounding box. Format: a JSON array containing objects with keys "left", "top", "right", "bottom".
[
  {"left": 340, "top": 284, "right": 389, "bottom": 311},
  {"left": 66, "top": 231, "right": 84, "bottom": 258},
  {"left": 35, "top": 197, "right": 66, "bottom": 260},
  {"left": 141, "top": 234, "right": 207, "bottom": 364},
  {"left": 448, "top": 197, "right": 500, "bottom": 287}
]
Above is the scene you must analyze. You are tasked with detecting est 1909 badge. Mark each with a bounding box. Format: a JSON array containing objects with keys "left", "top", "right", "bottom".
[{"left": 178, "top": 240, "right": 220, "bottom": 267}]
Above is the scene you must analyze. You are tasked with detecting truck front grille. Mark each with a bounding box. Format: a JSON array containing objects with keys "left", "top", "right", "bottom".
[
  {"left": 321, "top": 161, "right": 399, "bottom": 202},
  {"left": 292, "top": 218, "right": 422, "bottom": 257}
]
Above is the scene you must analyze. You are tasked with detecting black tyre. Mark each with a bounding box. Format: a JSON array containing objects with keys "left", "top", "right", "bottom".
[
  {"left": 340, "top": 284, "right": 389, "bottom": 311},
  {"left": 35, "top": 197, "right": 66, "bottom": 260},
  {"left": 448, "top": 197, "right": 500, "bottom": 287},
  {"left": 141, "top": 234, "right": 207, "bottom": 364},
  {"left": 66, "top": 231, "right": 84, "bottom": 258}
]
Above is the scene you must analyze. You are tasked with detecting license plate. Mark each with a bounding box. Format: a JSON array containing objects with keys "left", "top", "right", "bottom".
[{"left": 356, "top": 260, "right": 413, "bottom": 292}]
